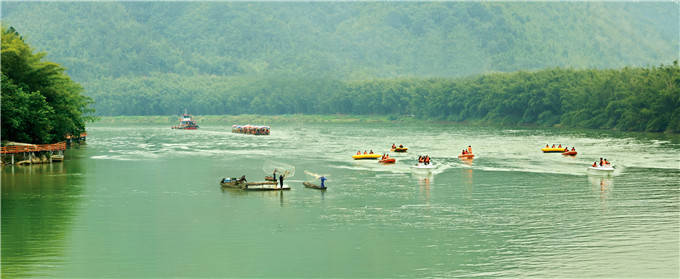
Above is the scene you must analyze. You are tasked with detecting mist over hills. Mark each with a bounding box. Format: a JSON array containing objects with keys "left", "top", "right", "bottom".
[{"left": 3, "top": 1, "right": 677, "bottom": 82}]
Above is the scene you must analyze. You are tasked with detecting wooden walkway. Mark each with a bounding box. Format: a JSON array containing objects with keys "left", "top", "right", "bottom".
[{"left": 0, "top": 142, "right": 67, "bottom": 154}]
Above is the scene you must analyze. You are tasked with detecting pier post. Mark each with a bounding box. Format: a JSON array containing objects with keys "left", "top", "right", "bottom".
[
  {"left": 11, "top": 154, "right": 14, "bottom": 165},
  {"left": 29, "top": 152, "right": 32, "bottom": 165}
]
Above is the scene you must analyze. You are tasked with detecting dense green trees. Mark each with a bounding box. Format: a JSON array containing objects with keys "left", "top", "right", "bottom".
[
  {"left": 85, "top": 62, "right": 679, "bottom": 133},
  {"left": 2, "top": 2, "right": 677, "bottom": 133},
  {"left": 1, "top": 27, "right": 93, "bottom": 144}
]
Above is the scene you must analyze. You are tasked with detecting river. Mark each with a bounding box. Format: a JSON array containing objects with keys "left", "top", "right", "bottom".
[{"left": 2, "top": 122, "right": 679, "bottom": 278}]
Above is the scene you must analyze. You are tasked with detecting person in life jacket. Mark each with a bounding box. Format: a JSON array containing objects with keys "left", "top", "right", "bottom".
[
  {"left": 357, "top": 151, "right": 361, "bottom": 155},
  {"left": 399, "top": 144, "right": 404, "bottom": 148},
  {"left": 552, "top": 144, "right": 556, "bottom": 148},
  {"left": 418, "top": 156, "right": 424, "bottom": 163},
  {"left": 592, "top": 162, "right": 597, "bottom": 167},
  {"left": 424, "top": 156, "right": 431, "bottom": 165},
  {"left": 369, "top": 150, "right": 374, "bottom": 154},
  {"left": 604, "top": 159, "right": 610, "bottom": 165},
  {"left": 558, "top": 144, "right": 562, "bottom": 148},
  {"left": 392, "top": 144, "right": 396, "bottom": 149},
  {"left": 599, "top": 158, "right": 603, "bottom": 166},
  {"left": 571, "top": 147, "right": 576, "bottom": 151},
  {"left": 364, "top": 150, "right": 367, "bottom": 155},
  {"left": 546, "top": 144, "right": 549, "bottom": 148}
]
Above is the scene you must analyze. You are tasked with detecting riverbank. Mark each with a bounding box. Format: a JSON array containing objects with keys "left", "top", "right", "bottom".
[{"left": 93, "top": 114, "right": 426, "bottom": 125}]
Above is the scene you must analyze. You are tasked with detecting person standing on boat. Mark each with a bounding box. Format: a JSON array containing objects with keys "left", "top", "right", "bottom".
[
  {"left": 279, "top": 174, "right": 284, "bottom": 188},
  {"left": 320, "top": 176, "right": 327, "bottom": 188},
  {"left": 468, "top": 146, "right": 472, "bottom": 154},
  {"left": 273, "top": 168, "right": 277, "bottom": 180}
]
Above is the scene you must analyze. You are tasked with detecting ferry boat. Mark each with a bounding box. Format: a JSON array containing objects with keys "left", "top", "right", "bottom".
[
  {"left": 172, "top": 110, "right": 199, "bottom": 130},
  {"left": 232, "top": 125, "right": 270, "bottom": 135}
]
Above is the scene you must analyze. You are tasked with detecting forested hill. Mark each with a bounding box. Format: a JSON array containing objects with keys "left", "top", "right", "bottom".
[{"left": 2, "top": 2, "right": 677, "bottom": 81}]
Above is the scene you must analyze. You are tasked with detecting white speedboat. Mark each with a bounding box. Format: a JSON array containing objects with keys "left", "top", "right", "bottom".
[
  {"left": 587, "top": 165, "right": 615, "bottom": 172},
  {"left": 412, "top": 163, "right": 435, "bottom": 170}
]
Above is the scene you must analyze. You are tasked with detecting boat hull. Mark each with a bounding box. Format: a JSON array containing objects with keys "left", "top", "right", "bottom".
[
  {"left": 379, "top": 158, "right": 396, "bottom": 164},
  {"left": 303, "top": 181, "right": 327, "bottom": 190},
  {"left": 458, "top": 154, "right": 474, "bottom": 159},
  {"left": 352, "top": 154, "right": 382, "bottom": 160},
  {"left": 542, "top": 147, "right": 567, "bottom": 153},
  {"left": 391, "top": 148, "right": 408, "bottom": 152},
  {"left": 562, "top": 151, "right": 577, "bottom": 156}
]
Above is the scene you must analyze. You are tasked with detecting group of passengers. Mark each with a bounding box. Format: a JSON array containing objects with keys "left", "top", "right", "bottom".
[
  {"left": 356, "top": 150, "right": 375, "bottom": 155},
  {"left": 381, "top": 153, "right": 392, "bottom": 160},
  {"left": 391, "top": 144, "right": 404, "bottom": 149},
  {"left": 461, "top": 145, "right": 473, "bottom": 155},
  {"left": 592, "top": 157, "right": 611, "bottom": 167},
  {"left": 418, "top": 155, "right": 431, "bottom": 165},
  {"left": 545, "top": 144, "right": 576, "bottom": 152}
]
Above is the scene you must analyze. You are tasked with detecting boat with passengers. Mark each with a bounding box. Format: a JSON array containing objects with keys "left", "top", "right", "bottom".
[{"left": 171, "top": 110, "right": 199, "bottom": 130}]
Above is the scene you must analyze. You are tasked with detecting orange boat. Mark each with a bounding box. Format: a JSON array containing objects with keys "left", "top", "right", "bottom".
[
  {"left": 379, "top": 158, "right": 396, "bottom": 164},
  {"left": 458, "top": 154, "right": 475, "bottom": 159},
  {"left": 562, "top": 151, "right": 577, "bottom": 156}
]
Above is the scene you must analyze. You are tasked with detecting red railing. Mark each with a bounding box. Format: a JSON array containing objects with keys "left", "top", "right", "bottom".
[{"left": 1, "top": 142, "right": 67, "bottom": 154}]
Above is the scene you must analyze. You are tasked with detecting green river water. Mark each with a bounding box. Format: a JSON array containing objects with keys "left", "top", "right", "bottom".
[{"left": 2, "top": 122, "right": 679, "bottom": 278}]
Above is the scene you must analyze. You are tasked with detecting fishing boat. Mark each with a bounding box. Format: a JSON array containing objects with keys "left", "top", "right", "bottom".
[
  {"left": 51, "top": 154, "right": 64, "bottom": 162},
  {"left": 562, "top": 151, "right": 577, "bottom": 156},
  {"left": 303, "top": 181, "right": 326, "bottom": 190},
  {"left": 220, "top": 178, "right": 288, "bottom": 191},
  {"left": 264, "top": 176, "right": 277, "bottom": 181},
  {"left": 458, "top": 154, "right": 475, "bottom": 159},
  {"left": 172, "top": 110, "right": 199, "bottom": 130},
  {"left": 352, "top": 154, "right": 382, "bottom": 160},
  {"left": 391, "top": 147, "right": 408, "bottom": 152},
  {"left": 542, "top": 147, "right": 567, "bottom": 153}
]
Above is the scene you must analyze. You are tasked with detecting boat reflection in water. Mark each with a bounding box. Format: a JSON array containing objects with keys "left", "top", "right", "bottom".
[{"left": 412, "top": 172, "right": 433, "bottom": 203}]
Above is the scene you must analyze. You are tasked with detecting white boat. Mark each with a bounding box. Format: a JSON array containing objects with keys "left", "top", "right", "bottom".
[
  {"left": 587, "top": 165, "right": 615, "bottom": 172},
  {"left": 412, "top": 163, "right": 435, "bottom": 170}
]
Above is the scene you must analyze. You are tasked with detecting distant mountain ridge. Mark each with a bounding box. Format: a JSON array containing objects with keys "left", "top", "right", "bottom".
[{"left": 2, "top": 2, "right": 677, "bottom": 82}]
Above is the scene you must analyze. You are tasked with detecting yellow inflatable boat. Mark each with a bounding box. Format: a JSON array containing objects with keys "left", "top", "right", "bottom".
[
  {"left": 352, "top": 154, "right": 382, "bottom": 160},
  {"left": 542, "top": 147, "right": 567, "bottom": 153}
]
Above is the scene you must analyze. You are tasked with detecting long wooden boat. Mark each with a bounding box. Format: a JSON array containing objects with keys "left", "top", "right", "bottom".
[
  {"left": 264, "top": 176, "right": 277, "bottom": 181},
  {"left": 245, "top": 185, "right": 290, "bottom": 191},
  {"left": 303, "top": 181, "right": 327, "bottom": 190}
]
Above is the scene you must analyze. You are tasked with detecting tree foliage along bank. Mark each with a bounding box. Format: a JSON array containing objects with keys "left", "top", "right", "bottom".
[
  {"left": 1, "top": 27, "right": 94, "bottom": 144},
  {"left": 89, "top": 62, "right": 680, "bottom": 133}
]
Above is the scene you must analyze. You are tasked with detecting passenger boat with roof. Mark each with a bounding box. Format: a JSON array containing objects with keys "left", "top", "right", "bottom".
[{"left": 171, "top": 110, "right": 199, "bottom": 130}]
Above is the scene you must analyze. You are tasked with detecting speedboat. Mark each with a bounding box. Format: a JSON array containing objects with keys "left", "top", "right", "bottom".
[
  {"left": 412, "top": 163, "right": 435, "bottom": 170},
  {"left": 587, "top": 165, "right": 614, "bottom": 172}
]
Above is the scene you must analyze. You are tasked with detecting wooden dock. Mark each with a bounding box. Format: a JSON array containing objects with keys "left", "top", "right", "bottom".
[{"left": 1, "top": 142, "right": 67, "bottom": 165}]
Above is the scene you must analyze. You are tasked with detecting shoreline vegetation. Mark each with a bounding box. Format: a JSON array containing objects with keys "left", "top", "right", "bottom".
[
  {"left": 92, "top": 114, "right": 680, "bottom": 141},
  {"left": 1, "top": 26, "right": 94, "bottom": 144},
  {"left": 92, "top": 61, "right": 680, "bottom": 133}
]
